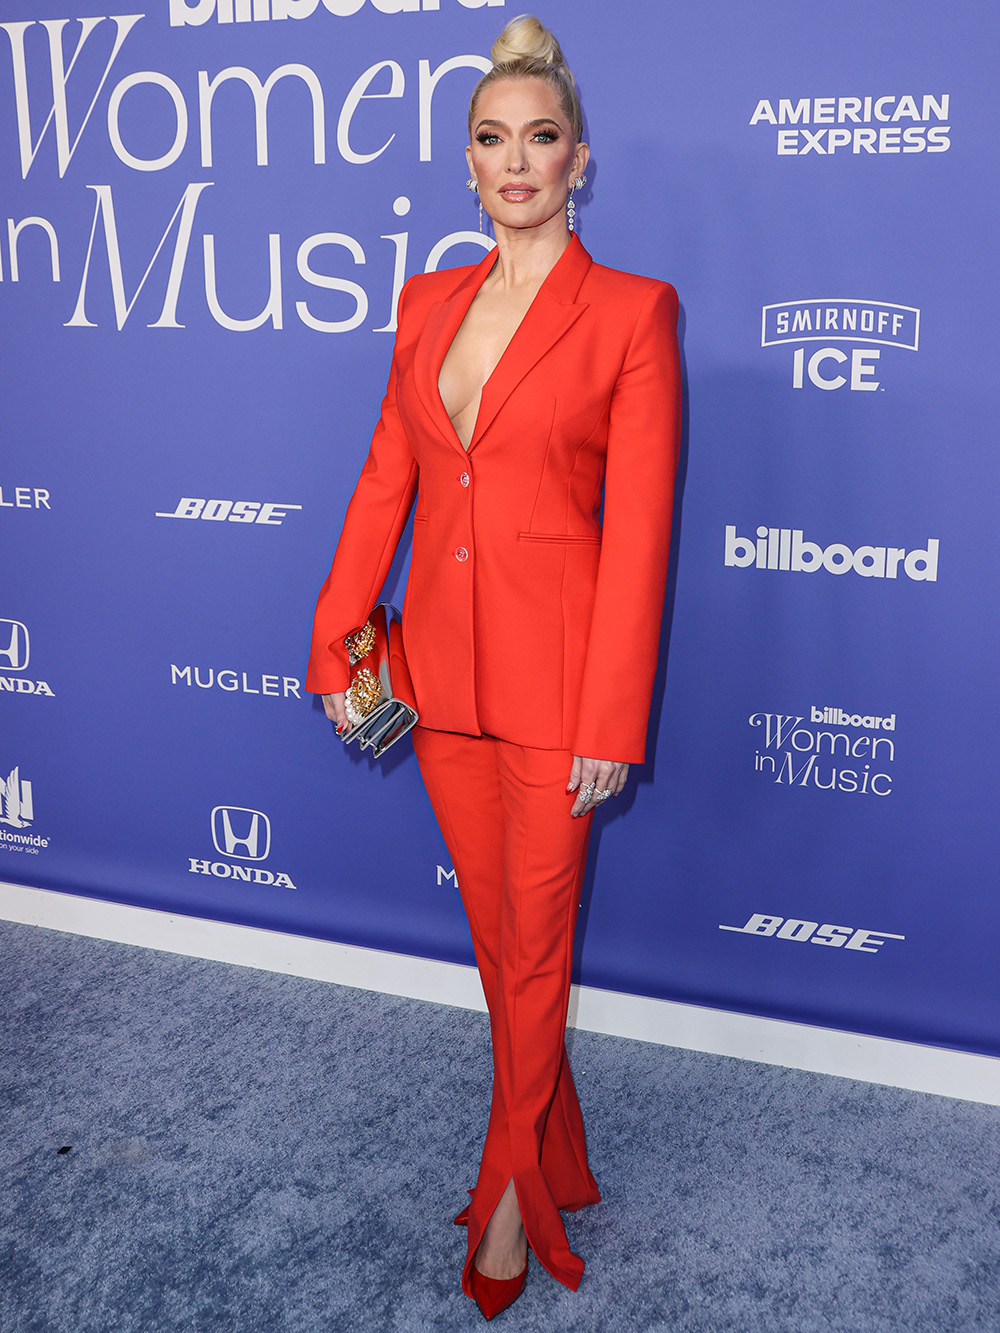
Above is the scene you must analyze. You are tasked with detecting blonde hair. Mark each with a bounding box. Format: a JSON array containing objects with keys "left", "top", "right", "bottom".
[{"left": 468, "top": 14, "right": 584, "bottom": 143}]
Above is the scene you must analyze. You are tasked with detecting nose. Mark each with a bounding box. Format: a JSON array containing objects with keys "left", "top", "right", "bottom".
[{"left": 505, "top": 140, "right": 528, "bottom": 173}]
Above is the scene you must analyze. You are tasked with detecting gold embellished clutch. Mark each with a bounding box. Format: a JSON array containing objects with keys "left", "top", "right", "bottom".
[{"left": 342, "top": 603, "right": 418, "bottom": 757}]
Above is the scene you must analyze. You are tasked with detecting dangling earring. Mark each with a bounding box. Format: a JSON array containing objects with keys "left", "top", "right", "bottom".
[
  {"left": 467, "top": 177, "right": 482, "bottom": 234},
  {"left": 567, "top": 176, "right": 587, "bottom": 233}
]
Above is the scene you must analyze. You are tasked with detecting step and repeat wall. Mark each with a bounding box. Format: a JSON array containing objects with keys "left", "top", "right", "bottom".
[{"left": 3, "top": 1, "right": 997, "bottom": 1056}]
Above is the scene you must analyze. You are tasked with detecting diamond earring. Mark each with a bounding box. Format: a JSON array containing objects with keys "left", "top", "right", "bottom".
[
  {"left": 466, "top": 178, "right": 483, "bottom": 233},
  {"left": 567, "top": 176, "right": 587, "bottom": 232}
]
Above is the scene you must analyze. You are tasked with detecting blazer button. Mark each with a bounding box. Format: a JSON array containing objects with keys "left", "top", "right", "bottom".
[
  {"left": 454, "top": 547, "right": 469, "bottom": 562},
  {"left": 459, "top": 472, "right": 470, "bottom": 487}
]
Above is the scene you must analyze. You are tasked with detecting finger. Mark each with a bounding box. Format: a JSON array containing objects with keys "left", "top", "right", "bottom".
[
  {"left": 566, "top": 754, "right": 583, "bottom": 793},
  {"left": 570, "top": 767, "right": 598, "bottom": 818},
  {"left": 323, "top": 692, "right": 349, "bottom": 732},
  {"left": 570, "top": 783, "right": 594, "bottom": 815}
]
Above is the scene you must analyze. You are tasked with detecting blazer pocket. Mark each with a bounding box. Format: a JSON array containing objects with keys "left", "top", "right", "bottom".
[
  {"left": 518, "top": 531, "right": 602, "bottom": 546},
  {"left": 413, "top": 514, "right": 429, "bottom": 525}
]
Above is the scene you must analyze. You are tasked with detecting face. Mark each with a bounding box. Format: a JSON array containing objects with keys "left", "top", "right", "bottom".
[{"left": 467, "top": 77, "right": 589, "bottom": 237}]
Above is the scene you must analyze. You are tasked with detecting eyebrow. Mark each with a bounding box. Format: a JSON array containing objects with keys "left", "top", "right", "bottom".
[{"left": 473, "top": 117, "right": 564, "bottom": 132}]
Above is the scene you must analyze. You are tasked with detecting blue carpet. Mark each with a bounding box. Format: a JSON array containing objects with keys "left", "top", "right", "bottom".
[{"left": 1, "top": 918, "right": 999, "bottom": 1332}]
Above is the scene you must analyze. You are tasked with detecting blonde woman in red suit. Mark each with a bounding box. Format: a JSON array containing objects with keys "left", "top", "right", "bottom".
[{"left": 306, "top": 14, "right": 681, "bottom": 1320}]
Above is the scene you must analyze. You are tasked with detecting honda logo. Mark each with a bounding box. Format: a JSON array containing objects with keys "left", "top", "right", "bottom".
[
  {"left": 0, "top": 620, "right": 29, "bottom": 671},
  {"left": 211, "top": 806, "right": 271, "bottom": 861}
]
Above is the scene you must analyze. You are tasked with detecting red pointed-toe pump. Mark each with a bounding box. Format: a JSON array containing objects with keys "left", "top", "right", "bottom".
[{"left": 468, "top": 1259, "right": 528, "bottom": 1321}]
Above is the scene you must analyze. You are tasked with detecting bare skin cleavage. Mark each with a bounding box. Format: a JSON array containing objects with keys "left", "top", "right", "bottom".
[{"left": 437, "top": 269, "right": 544, "bottom": 450}]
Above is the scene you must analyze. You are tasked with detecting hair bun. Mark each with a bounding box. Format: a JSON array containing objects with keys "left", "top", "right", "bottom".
[{"left": 491, "top": 14, "right": 573, "bottom": 82}]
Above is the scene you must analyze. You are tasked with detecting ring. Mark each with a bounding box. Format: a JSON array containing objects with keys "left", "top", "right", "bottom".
[
  {"left": 579, "top": 782, "right": 596, "bottom": 803},
  {"left": 593, "top": 788, "right": 612, "bottom": 802}
]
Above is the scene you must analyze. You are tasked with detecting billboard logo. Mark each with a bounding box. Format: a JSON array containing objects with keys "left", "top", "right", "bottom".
[
  {"left": 725, "top": 527, "right": 938, "bottom": 581},
  {"left": 211, "top": 806, "right": 270, "bottom": 860},
  {"left": 749, "top": 710, "right": 896, "bottom": 798},
  {"left": 0, "top": 620, "right": 28, "bottom": 671},
  {"left": 720, "top": 914, "right": 904, "bottom": 954},
  {"left": 761, "top": 299, "right": 919, "bottom": 392},
  {"left": 155, "top": 499, "right": 303, "bottom": 526},
  {"left": 189, "top": 806, "right": 295, "bottom": 887},
  {"left": 170, "top": 0, "right": 505, "bottom": 28}
]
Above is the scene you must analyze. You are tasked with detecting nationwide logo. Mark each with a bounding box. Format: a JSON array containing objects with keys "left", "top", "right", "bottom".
[
  {"left": 155, "top": 499, "right": 303, "bottom": 526},
  {"left": 720, "top": 913, "right": 904, "bottom": 954},
  {"left": 0, "top": 764, "right": 50, "bottom": 853},
  {"left": 0, "top": 619, "right": 55, "bottom": 697},
  {"left": 170, "top": 0, "right": 505, "bottom": 26},
  {"left": 725, "top": 527, "right": 939, "bottom": 581},
  {"left": 188, "top": 806, "right": 296, "bottom": 887},
  {"left": 1, "top": 765, "right": 33, "bottom": 827},
  {"left": 761, "top": 299, "right": 919, "bottom": 392},
  {"left": 749, "top": 709, "right": 896, "bottom": 797},
  {"left": 0, "top": 486, "right": 50, "bottom": 510},
  {"left": 749, "top": 94, "right": 950, "bottom": 156}
]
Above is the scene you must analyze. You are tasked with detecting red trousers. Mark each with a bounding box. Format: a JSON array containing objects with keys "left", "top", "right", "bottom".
[{"left": 412, "top": 727, "right": 601, "bottom": 1292}]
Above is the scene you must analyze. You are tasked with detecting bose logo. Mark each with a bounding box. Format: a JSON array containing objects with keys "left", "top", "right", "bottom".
[
  {"left": 0, "top": 620, "right": 28, "bottom": 671},
  {"left": 211, "top": 806, "right": 271, "bottom": 860},
  {"left": 155, "top": 499, "right": 303, "bottom": 525},
  {"left": 720, "top": 914, "right": 904, "bottom": 954},
  {"left": 725, "top": 527, "right": 939, "bottom": 580}
]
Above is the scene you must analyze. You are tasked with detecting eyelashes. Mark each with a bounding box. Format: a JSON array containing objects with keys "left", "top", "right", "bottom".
[{"left": 474, "top": 128, "right": 562, "bottom": 146}]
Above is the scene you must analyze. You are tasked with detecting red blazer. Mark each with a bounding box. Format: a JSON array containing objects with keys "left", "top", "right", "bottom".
[{"left": 306, "top": 234, "right": 681, "bottom": 763}]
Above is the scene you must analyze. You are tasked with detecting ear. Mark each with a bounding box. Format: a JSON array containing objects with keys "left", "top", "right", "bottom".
[
  {"left": 465, "top": 143, "right": 475, "bottom": 179},
  {"left": 573, "top": 141, "right": 591, "bottom": 181}
]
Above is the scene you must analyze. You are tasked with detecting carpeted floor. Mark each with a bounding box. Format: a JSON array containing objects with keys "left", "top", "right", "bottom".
[{"left": 1, "top": 919, "right": 999, "bottom": 1333}]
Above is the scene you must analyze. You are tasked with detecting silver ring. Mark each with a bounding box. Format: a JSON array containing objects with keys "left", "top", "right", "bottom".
[
  {"left": 579, "top": 782, "right": 596, "bottom": 803},
  {"left": 593, "top": 788, "right": 612, "bottom": 802}
]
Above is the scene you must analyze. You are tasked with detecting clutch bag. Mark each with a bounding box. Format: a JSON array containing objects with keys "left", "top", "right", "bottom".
[{"left": 341, "top": 603, "right": 418, "bottom": 757}]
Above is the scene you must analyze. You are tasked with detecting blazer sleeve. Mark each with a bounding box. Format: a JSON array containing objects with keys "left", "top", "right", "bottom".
[
  {"left": 304, "top": 281, "right": 419, "bottom": 695},
  {"left": 572, "top": 281, "right": 681, "bottom": 763}
]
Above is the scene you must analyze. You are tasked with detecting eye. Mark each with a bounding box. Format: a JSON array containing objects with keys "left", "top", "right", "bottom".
[
  {"left": 532, "top": 128, "right": 560, "bottom": 143},
  {"left": 476, "top": 131, "right": 501, "bottom": 146}
]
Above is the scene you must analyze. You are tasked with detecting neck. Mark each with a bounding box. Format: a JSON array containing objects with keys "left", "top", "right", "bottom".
[{"left": 488, "top": 214, "right": 573, "bottom": 290}]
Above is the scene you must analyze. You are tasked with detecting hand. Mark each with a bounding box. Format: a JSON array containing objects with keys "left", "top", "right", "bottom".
[
  {"left": 567, "top": 756, "right": 629, "bottom": 818},
  {"left": 322, "top": 691, "right": 349, "bottom": 733}
]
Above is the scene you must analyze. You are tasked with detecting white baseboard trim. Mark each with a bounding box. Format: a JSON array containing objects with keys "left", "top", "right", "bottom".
[{"left": 3, "top": 878, "right": 999, "bottom": 1107}]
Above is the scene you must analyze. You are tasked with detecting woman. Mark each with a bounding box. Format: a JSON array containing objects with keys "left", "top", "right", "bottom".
[{"left": 306, "top": 15, "right": 681, "bottom": 1319}]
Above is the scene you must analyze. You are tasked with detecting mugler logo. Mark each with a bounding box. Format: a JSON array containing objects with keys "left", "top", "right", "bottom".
[
  {"left": 0, "top": 620, "right": 29, "bottom": 671},
  {"left": 211, "top": 806, "right": 271, "bottom": 860},
  {"left": 0, "top": 766, "right": 34, "bottom": 828}
]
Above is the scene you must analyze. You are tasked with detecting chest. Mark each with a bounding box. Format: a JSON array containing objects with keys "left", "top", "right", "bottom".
[{"left": 437, "top": 285, "right": 540, "bottom": 447}]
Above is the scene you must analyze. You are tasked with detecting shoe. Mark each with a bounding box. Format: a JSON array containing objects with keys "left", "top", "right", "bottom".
[{"left": 469, "top": 1259, "right": 528, "bottom": 1321}]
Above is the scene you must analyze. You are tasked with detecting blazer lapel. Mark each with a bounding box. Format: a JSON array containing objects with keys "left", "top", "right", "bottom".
[
  {"left": 413, "top": 245, "right": 499, "bottom": 454},
  {"left": 470, "top": 234, "right": 592, "bottom": 450},
  {"left": 412, "top": 234, "right": 593, "bottom": 455}
]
